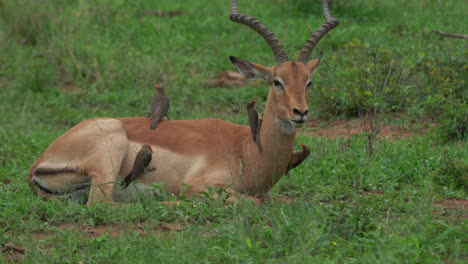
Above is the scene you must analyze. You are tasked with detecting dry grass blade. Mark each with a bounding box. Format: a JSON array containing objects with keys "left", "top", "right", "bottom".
[{"left": 432, "top": 30, "right": 468, "bottom": 40}]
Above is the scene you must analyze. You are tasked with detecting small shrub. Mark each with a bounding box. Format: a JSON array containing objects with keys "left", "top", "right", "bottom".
[
  {"left": 313, "top": 39, "right": 409, "bottom": 118},
  {"left": 432, "top": 153, "right": 468, "bottom": 196},
  {"left": 437, "top": 100, "right": 467, "bottom": 142}
]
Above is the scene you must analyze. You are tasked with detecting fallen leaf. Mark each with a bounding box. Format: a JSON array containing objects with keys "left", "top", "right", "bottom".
[{"left": 1, "top": 179, "right": 11, "bottom": 184}]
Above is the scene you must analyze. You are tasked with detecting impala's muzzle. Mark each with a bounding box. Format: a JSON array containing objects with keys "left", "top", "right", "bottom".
[{"left": 290, "top": 106, "right": 309, "bottom": 126}]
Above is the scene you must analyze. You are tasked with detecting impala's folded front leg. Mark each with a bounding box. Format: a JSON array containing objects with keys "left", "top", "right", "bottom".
[
  {"left": 87, "top": 170, "right": 118, "bottom": 206},
  {"left": 84, "top": 126, "right": 129, "bottom": 206}
]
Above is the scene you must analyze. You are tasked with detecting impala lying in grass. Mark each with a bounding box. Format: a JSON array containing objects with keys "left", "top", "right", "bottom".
[{"left": 28, "top": 0, "right": 339, "bottom": 206}]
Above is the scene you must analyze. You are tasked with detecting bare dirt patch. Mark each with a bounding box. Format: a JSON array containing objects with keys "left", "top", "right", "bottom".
[
  {"left": 59, "top": 80, "right": 82, "bottom": 93},
  {"left": 433, "top": 199, "right": 468, "bottom": 209},
  {"left": 33, "top": 231, "right": 56, "bottom": 241},
  {"left": 433, "top": 199, "right": 467, "bottom": 222},
  {"left": 306, "top": 118, "right": 440, "bottom": 138},
  {"left": 31, "top": 222, "right": 187, "bottom": 241}
]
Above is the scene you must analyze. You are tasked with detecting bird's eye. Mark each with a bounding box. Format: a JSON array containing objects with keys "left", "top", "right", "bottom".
[{"left": 273, "top": 80, "right": 283, "bottom": 88}]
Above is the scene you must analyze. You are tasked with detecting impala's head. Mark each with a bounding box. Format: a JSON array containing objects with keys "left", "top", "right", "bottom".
[
  {"left": 229, "top": 0, "right": 339, "bottom": 133},
  {"left": 230, "top": 56, "right": 321, "bottom": 128}
]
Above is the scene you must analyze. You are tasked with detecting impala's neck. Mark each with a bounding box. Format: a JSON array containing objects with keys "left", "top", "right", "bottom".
[
  {"left": 259, "top": 95, "right": 297, "bottom": 154},
  {"left": 242, "top": 93, "right": 296, "bottom": 193}
]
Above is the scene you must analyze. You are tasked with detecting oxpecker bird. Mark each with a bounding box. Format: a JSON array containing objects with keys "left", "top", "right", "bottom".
[
  {"left": 247, "top": 99, "right": 262, "bottom": 151},
  {"left": 122, "top": 144, "right": 154, "bottom": 188},
  {"left": 149, "top": 84, "right": 170, "bottom": 130},
  {"left": 285, "top": 143, "right": 310, "bottom": 175}
]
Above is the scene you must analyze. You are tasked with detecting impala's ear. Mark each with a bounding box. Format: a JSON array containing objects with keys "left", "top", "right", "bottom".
[
  {"left": 229, "top": 56, "right": 271, "bottom": 80},
  {"left": 306, "top": 52, "right": 323, "bottom": 76}
]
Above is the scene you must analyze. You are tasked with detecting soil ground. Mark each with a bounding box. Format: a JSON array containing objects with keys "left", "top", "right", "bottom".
[{"left": 306, "top": 118, "right": 440, "bottom": 138}]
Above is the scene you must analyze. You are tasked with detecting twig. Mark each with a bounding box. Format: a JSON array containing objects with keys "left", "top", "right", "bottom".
[
  {"left": 1, "top": 244, "right": 25, "bottom": 254},
  {"left": 432, "top": 30, "right": 468, "bottom": 40},
  {"left": 328, "top": 206, "right": 347, "bottom": 241},
  {"left": 382, "top": 55, "right": 395, "bottom": 91}
]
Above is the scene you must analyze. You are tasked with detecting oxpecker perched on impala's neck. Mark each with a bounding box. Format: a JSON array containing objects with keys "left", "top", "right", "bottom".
[{"left": 246, "top": 99, "right": 262, "bottom": 151}]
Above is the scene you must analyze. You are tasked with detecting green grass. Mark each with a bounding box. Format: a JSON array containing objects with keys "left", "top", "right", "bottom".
[{"left": 0, "top": 0, "right": 466, "bottom": 263}]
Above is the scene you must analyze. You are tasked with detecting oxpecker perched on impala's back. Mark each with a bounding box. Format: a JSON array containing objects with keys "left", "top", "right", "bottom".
[{"left": 149, "top": 84, "right": 170, "bottom": 130}]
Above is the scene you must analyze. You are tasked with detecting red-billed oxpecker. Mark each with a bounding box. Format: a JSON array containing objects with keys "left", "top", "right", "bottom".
[
  {"left": 285, "top": 143, "right": 311, "bottom": 175},
  {"left": 122, "top": 144, "right": 154, "bottom": 188},
  {"left": 149, "top": 84, "right": 170, "bottom": 130},
  {"left": 246, "top": 99, "right": 262, "bottom": 152}
]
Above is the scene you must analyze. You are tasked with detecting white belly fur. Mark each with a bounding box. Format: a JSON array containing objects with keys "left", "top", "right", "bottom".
[{"left": 116, "top": 142, "right": 239, "bottom": 201}]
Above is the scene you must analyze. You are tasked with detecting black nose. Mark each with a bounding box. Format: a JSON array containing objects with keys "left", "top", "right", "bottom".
[{"left": 293, "top": 108, "right": 308, "bottom": 117}]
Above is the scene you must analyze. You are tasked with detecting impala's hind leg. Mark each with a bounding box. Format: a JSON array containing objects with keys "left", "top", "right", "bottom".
[{"left": 28, "top": 118, "right": 129, "bottom": 206}]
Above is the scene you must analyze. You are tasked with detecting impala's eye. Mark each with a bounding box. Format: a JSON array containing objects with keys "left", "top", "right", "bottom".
[
  {"left": 273, "top": 80, "right": 283, "bottom": 88},
  {"left": 306, "top": 81, "right": 313, "bottom": 89}
]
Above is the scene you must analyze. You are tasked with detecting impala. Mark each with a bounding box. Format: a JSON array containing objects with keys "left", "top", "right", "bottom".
[{"left": 28, "top": 0, "right": 339, "bottom": 206}]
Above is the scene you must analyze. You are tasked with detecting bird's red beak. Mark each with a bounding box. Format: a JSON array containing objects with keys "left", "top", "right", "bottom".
[
  {"left": 153, "top": 84, "right": 161, "bottom": 89},
  {"left": 249, "top": 99, "right": 258, "bottom": 105},
  {"left": 300, "top": 143, "right": 306, "bottom": 149},
  {"left": 149, "top": 146, "right": 153, "bottom": 152}
]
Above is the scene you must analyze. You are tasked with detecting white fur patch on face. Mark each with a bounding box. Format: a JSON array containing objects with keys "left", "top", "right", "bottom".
[
  {"left": 32, "top": 176, "right": 90, "bottom": 202},
  {"left": 32, "top": 176, "right": 49, "bottom": 189},
  {"left": 277, "top": 118, "right": 296, "bottom": 135}
]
